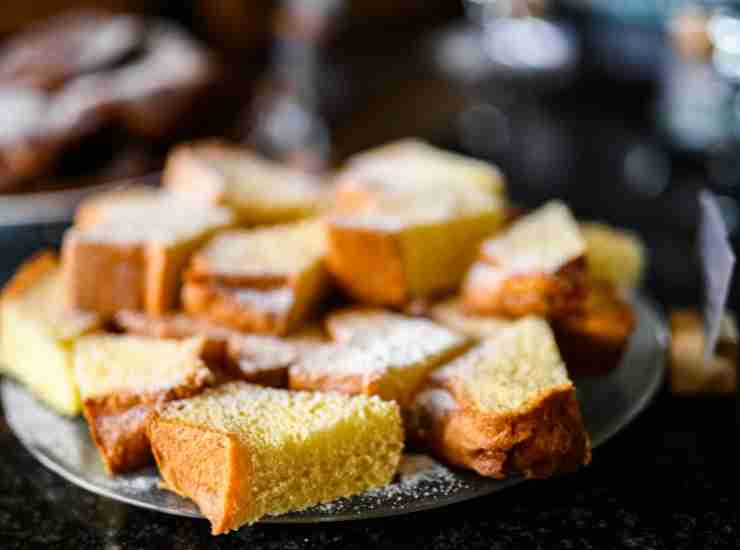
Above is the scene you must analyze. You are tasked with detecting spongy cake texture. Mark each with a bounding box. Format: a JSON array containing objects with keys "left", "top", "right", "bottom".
[{"left": 148, "top": 382, "right": 403, "bottom": 533}]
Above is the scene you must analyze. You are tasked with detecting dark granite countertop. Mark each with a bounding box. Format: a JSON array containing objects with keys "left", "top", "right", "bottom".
[{"left": 1, "top": 389, "right": 737, "bottom": 549}]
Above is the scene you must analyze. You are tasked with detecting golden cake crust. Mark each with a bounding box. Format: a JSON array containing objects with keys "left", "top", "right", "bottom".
[
  {"left": 462, "top": 258, "right": 588, "bottom": 318},
  {"left": 1, "top": 249, "right": 58, "bottom": 300},
  {"left": 552, "top": 284, "right": 636, "bottom": 377},
  {"left": 182, "top": 280, "right": 296, "bottom": 335},
  {"left": 326, "top": 222, "right": 408, "bottom": 306},
  {"left": 83, "top": 373, "right": 212, "bottom": 475},
  {"left": 62, "top": 231, "right": 146, "bottom": 315},
  {"left": 409, "top": 384, "right": 591, "bottom": 478},
  {"left": 147, "top": 418, "right": 253, "bottom": 534}
]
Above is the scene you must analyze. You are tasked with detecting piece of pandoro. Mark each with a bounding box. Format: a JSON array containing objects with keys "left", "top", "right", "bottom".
[
  {"left": 0, "top": 252, "right": 100, "bottom": 415},
  {"left": 328, "top": 189, "right": 505, "bottom": 306},
  {"left": 291, "top": 309, "right": 470, "bottom": 407},
  {"left": 462, "top": 201, "right": 588, "bottom": 318},
  {"left": 74, "top": 335, "right": 214, "bottom": 474},
  {"left": 147, "top": 381, "right": 403, "bottom": 534},
  {"left": 182, "top": 221, "right": 329, "bottom": 335},
  {"left": 163, "top": 140, "right": 326, "bottom": 225},
  {"left": 334, "top": 139, "right": 506, "bottom": 212},
  {"left": 552, "top": 284, "right": 636, "bottom": 377},
  {"left": 668, "top": 309, "right": 737, "bottom": 395},
  {"left": 580, "top": 222, "right": 646, "bottom": 291},
  {"left": 62, "top": 191, "right": 234, "bottom": 316},
  {"left": 114, "top": 310, "right": 297, "bottom": 387},
  {"left": 74, "top": 186, "right": 164, "bottom": 228},
  {"left": 408, "top": 317, "right": 591, "bottom": 479}
]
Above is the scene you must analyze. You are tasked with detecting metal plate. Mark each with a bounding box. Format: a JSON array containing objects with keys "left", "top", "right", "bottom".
[{"left": 1, "top": 295, "right": 666, "bottom": 523}]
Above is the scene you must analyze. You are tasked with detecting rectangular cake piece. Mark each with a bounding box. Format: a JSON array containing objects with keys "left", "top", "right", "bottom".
[
  {"left": 163, "top": 140, "right": 326, "bottom": 225},
  {"left": 333, "top": 138, "right": 505, "bottom": 212},
  {"left": 551, "top": 284, "right": 636, "bottom": 377},
  {"left": 147, "top": 381, "right": 403, "bottom": 533},
  {"left": 327, "top": 191, "right": 505, "bottom": 306},
  {"left": 580, "top": 222, "right": 646, "bottom": 291},
  {"left": 62, "top": 191, "right": 234, "bottom": 316},
  {"left": 74, "top": 335, "right": 214, "bottom": 474},
  {"left": 408, "top": 317, "right": 591, "bottom": 479},
  {"left": 0, "top": 252, "right": 100, "bottom": 415},
  {"left": 291, "top": 309, "right": 470, "bottom": 406},
  {"left": 182, "top": 221, "right": 329, "bottom": 335},
  {"left": 462, "top": 201, "right": 588, "bottom": 318},
  {"left": 114, "top": 310, "right": 297, "bottom": 387}
]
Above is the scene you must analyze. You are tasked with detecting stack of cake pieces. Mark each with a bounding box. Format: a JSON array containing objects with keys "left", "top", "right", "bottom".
[{"left": 0, "top": 138, "right": 648, "bottom": 535}]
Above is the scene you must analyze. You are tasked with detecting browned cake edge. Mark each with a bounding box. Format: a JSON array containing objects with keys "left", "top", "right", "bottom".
[
  {"left": 462, "top": 258, "right": 588, "bottom": 319},
  {"left": 83, "top": 369, "right": 213, "bottom": 475},
  {"left": 147, "top": 415, "right": 253, "bottom": 535},
  {"left": 408, "top": 383, "right": 591, "bottom": 479}
]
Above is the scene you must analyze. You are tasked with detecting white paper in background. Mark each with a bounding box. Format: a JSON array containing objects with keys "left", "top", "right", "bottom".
[{"left": 698, "top": 190, "right": 736, "bottom": 362}]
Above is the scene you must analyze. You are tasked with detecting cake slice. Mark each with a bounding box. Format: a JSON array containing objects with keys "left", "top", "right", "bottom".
[
  {"left": 327, "top": 189, "right": 505, "bottom": 306},
  {"left": 334, "top": 139, "right": 505, "bottom": 212},
  {"left": 580, "top": 222, "right": 646, "bottom": 291},
  {"left": 74, "top": 335, "right": 214, "bottom": 474},
  {"left": 74, "top": 186, "right": 163, "bottom": 228},
  {"left": 182, "top": 221, "right": 329, "bottom": 335},
  {"left": 551, "top": 284, "right": 636, "bottom": 376},
  {"left": 429, "top": 297, "right": 522, "bottom": 340},
  {"left": 114, "top": 310, "right": 296, "bottom": 387},
  {"left": 0, "top": 251, "right": 100, "bottom": 415},
  {"left": 163, "top": 140, "right": 326, "bottom": 225},
  {"left": 147, "top": 381, "right": 403, "bottom": 533},
  {"left": 408, "top": 317, "right": 591, "bottom": 479},
  {"left": 62, "top": 191, "right": 234, "bottom": 316},
  {"left": 462, "top": 201, "right": 588, "bottom": 318},
  {"left": 291, "top": 309, "right": 470, "bottom": 407}
]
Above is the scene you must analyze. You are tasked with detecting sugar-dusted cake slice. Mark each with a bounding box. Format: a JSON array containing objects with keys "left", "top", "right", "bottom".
[
  {"left": 462, "top": 201, "right": 588, "bottom": 318},
  {"left": 291, "top": 309, "right": 470, "bottom": 406},
  {"left": 74, "top": 186, "right": 163, "bottom": 228},
  {"left": 62, "top": 191, "right": 233, "bottom": 316},
  {"left": 147, "top": 382, "right": 403, "bottom": 534},
  {"left": 328, "top": 189, "right": 505, "bottom": 306},
  {"left": 74, "top": 335, "right": 214, "bottom": 474},
  {"left": 429, "top": 297, "right": 522, "bottom": 340},
  {"left": 182, "top": 221, "right": 329, "bottom": 335},
  {"left": 408, "top": 317, "right": 591, "bottom": 479},
  {"left": 551, "top": 284, "right": 636, "bottom": 377},
  {"left": 334, "top": 139, "right": 505, "bottom": 212},
  {"left": 163, "top": 140, "right": 326, "bottom": 225},
  {"left": 580, "top": 222, "right": 646, "bottom": 290},
  {"left": 0, "top": 252, "right": 100, "bottom": 415},
  {"left": 114, "top": 310, "right": 297, "bottom": 387}
]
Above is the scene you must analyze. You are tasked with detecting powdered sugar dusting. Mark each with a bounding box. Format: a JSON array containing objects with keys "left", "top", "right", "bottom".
[{"left": 307, "top": 453, "right": 471, "bottom": 517}]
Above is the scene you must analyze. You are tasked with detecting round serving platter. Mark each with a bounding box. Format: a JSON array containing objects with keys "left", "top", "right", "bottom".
[{"left": 1, "top": 295, "right": 666, "bottom": 524}]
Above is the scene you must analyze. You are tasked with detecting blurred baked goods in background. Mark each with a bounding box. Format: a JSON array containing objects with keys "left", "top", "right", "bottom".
[
  {"left": 668, "top": 309, "right": 737, "bottom": 396},
  {"left": 0, "top": 9, "right": 221, "bottom": 194}
]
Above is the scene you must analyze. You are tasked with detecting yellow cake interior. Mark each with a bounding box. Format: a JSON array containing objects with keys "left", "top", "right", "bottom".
[
  {"left": 436, "top": 318, "right": 571, "bottom": 413},
  {"left": 74, "top": 335, "right": 210, "bottom": 400},
  {"left": 1, "top": 264, "right": 100, "bottom": 415},
  {"left": 154, "top": 382, "right": 403, "bottom": 530}
]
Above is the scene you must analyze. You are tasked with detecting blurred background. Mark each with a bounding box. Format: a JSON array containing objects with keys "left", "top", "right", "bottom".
[{"left": 1, "top": 0, "right": 738, "bottom": 310}]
